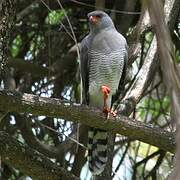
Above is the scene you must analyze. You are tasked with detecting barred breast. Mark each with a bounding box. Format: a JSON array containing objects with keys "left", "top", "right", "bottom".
[
  {"left": 87, "top": 49, "right": 125, "bottom": 175},
  {"left": 88, "top": 50, "right": 125, "bottom": 108}
]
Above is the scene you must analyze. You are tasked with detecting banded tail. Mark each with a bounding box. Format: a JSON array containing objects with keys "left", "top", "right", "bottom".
[{"left": 87, "top": 127, "right": 108, "bottom": 175}]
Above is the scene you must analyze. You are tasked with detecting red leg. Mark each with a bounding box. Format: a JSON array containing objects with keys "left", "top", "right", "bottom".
[
  {"left": 101, "top": 85, "right": 110, "bottom": 98},
  {"left": 101, "top": 85, "right": 110, "bottom": 116},
  {"left": 100, "top": 85, "right": 117, "bottom": 117}
]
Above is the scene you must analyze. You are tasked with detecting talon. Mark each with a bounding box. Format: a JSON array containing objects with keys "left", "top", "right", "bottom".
[
  {"left": 103, "top": 108, "right": 117, "bottom": 118},
  {"left": 110, "top": 110, "right": 117, "bottom": 117},
  {"left": 100, "top": 85, "right": 117, "bottom": 118},
  {"left": 103, "top": 107, "right": 110, "bottom": 114}
]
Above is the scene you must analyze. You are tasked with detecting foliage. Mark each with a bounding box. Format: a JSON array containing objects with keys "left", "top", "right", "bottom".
[{"left": 0, "top": 0, "right": 179, "bottom": 179}]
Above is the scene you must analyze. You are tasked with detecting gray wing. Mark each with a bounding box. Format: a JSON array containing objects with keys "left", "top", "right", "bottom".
[
  {"left": 103, "top": 30, "right": 128, "bottom": 99},
  {"left": 118, "top": 42, "right": 128, "bottom": 91},
  {"left": 105, "top": 32, "right": 128, "bottom": 103},
  {"left": 80, "top": 35, "right": 91, "bottom": 104}
]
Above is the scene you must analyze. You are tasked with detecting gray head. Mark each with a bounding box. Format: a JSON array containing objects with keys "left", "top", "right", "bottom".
[{"left": 87, "top": 11, "right": 114, "bottom": 33}]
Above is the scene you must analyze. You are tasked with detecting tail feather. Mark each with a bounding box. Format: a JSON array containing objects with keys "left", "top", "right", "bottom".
[{"left": 88, "top": 127, "right": 108, "bottom": 175}]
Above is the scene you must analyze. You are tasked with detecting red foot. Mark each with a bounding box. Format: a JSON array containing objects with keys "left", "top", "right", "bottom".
[
  {"left": 103, "top": 107, "right": 110, "bottom": 114},
  {"left": 100, "top": 85, "right": 117, "bottom": 118},
  {"left": 103, "top": 108, "right": 117, "bottom": 118},
  {"left": 101, "top": 85, "right": 111, "bottom": 117},
  {"left": 110, "top": 110, "right": 117, "bottom": 117}
]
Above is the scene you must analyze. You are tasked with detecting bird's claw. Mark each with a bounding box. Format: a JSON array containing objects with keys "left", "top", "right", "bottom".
[
  {"left": 110, "top": 110, "right": 117, "bottom": 117},
  {"left": 103, "top": 107, "right": 110, "bottom": 114},
  {"left": 103, "top": 107, "right": 117, "bottom": 118},
  {"left": 101, "top": 85, "right": 116, "bottom": 118}
]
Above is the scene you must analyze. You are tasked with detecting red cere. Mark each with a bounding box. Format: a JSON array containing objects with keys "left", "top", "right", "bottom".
[{"left": 89, "top": 15, "right": 99, "bottom": 23}]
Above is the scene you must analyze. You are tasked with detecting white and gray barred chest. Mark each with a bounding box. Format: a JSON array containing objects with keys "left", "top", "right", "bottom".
[{"left": 88, "top": 50, "right": 125, "bottom": 95}]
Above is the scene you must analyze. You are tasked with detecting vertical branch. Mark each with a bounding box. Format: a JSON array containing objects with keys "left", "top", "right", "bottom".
[
  {"left": 145, "top": 0, "right": 180, "bottom": 179},
  {"left": 71, "top": 125, "right": 88, "bottom": 176},
  {"left": 0, "top": 0, "right": 15, "bottom": 69},
  {"left": 0, "top": 0, "right": 15, "bottom": 128}
]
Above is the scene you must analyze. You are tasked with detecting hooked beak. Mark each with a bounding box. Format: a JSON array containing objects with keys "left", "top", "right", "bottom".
[{"left": 89, "top": 15, "right": 98, "bottom": 24}]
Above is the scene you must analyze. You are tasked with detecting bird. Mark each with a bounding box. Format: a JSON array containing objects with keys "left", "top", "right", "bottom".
[{"left": 80, "top": 10, "right": 128, "bottom": 175}]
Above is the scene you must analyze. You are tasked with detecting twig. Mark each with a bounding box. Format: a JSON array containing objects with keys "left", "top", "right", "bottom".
[
  {"left": 0, "top": 131, "right": 80, "bottom": 180},
  {"left": 70, "top": 0, "right": 141, "bottom": 15},
  {"left": 113, "top": 142, "right": 130, "bottom": 177},
  {"left": 40, "top": 0, "right": 51, "bottom": 11},
  {"left": 145, "top": 150, "right": 166, "bottom": 179},
  {"left": 40, "top": 0, "right": 76, "bottom": 41},
  {"left": 39, "top": 121, "right": 87, "bottom": 149},
  {"left": 56, "top": 0, "right": 80, "bottom": 59}
]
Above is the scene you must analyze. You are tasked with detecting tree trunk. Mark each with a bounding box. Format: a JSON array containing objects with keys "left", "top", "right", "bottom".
[{"left": 0, "top": 0, "right": 15, "bottom": 69}]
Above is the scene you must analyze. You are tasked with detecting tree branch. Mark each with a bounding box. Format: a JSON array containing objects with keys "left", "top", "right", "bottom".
[
  {"left": 0, "top": 0, "right": 15, "bottom": 68},
  {"left": 145, "top": 0, "right": 180, "bottom": 179},
  {"left": 117, "top": 36, "right": 158, "bottom": 116},
  {"left": 116, "top": 0, "right": 180, "bottom": 116},
  {"left": 0, "top": 131, "right": 79, "bottom": 180},
  {"left": 0, "top": 89, "right": 175, "bottom": 153},
  {"left": 15, "top": 114, "right": 64, "bottom": 159}
]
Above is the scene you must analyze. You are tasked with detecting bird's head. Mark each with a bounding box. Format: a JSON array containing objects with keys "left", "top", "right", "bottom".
[{"left": 87, "top": 11, "right": 114, "bottom": 33}]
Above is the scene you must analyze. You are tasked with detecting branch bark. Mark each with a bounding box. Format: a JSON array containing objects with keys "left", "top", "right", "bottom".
[
  {"left": 145, "top": 0, "right": 180, "bottom": 179},
  {"left": 0, "top": 131, "right": 80, "bottom": 180},
  {"left": 15, "top": 114, "right": 64, "bottom": 159},
  {"left": 0, "top": 89, "right": 175, "bottom": 153},
  {"left": 117, "top": 36, "right": 158, "bottom": 116},
  {"left": 0, "top": 0, "right": 15, "bottom": 69}
]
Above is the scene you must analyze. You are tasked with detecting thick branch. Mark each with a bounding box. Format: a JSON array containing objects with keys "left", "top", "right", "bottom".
[
  {"left": 116, "top": 0, "right": 179, "bottom": 116},
  {"left": 0, "top": 0, "right": 15, "bottom": 68},
  {"left": 117, "top": 36, "right": 157, "bottom": 116},
  {"left": 15, "top": 114, "right": 63, "bottom": 159},
  {"left": 146, "top": 0, "right": 180, "bottom": 179},
  {"left": 0, "top": 131, "right": 79, "bottom": 180},
  {"left": 0, "top": 89, "right": 175, "bottom": 153}
]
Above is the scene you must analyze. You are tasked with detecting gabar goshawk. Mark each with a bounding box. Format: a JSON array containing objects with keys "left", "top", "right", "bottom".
[{"left": 80, "top": 10, "right": 128, "bottom": 175}]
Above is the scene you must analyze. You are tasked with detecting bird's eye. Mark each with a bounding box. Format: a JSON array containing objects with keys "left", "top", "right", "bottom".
[{"left": 96, "top": 15, "right": 101, "bottom": 18}]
